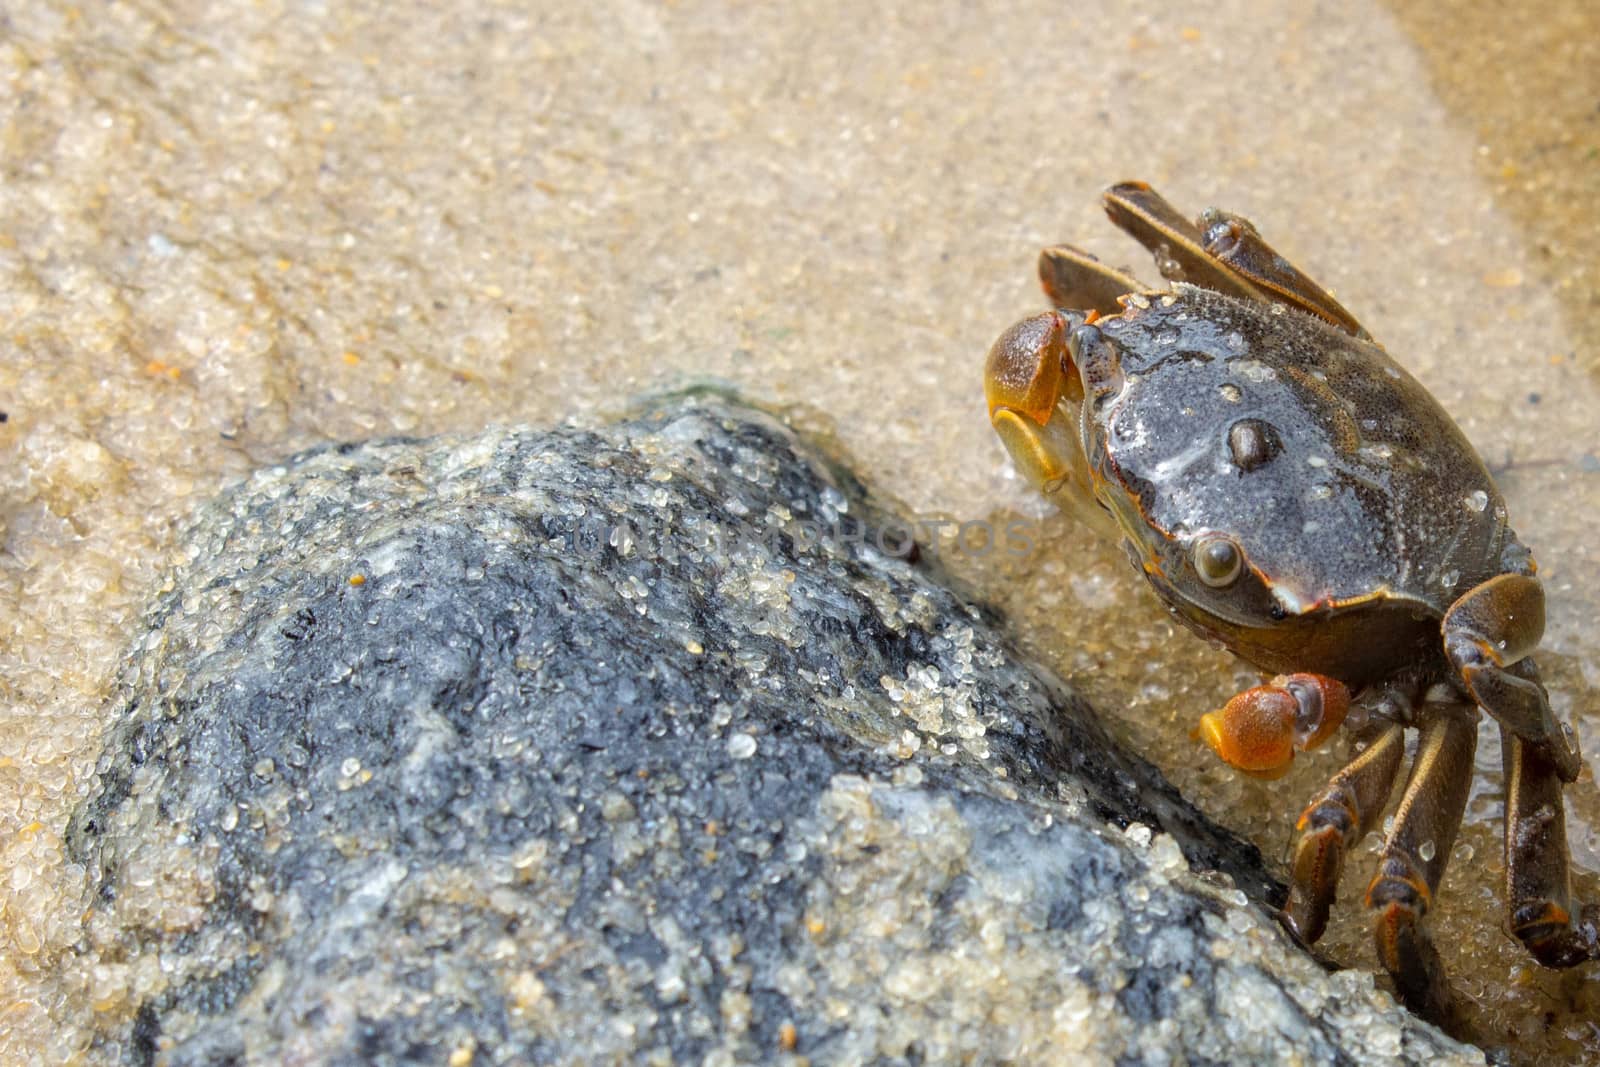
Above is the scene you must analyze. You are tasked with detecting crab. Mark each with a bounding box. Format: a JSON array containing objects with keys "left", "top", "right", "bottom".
[{"left": 983, "top": 181, "right": 1598, "bottom": 1017}]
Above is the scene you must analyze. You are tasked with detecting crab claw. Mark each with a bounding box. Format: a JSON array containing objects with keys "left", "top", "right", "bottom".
[
  {"left": 1198, "top": 673, "right": 1350, "bottom": 779},
  {"left": 985, "top": 312, "right": 1107, "bottom": 530},
  {"left": 985, "top": 313, "right": 1123, "bottom": 540},
  {"left": 985, "top": 312, "right": 1080, "bottom": 490}
]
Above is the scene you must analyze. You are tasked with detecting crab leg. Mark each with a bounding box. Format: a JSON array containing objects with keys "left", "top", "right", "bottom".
[
  {"left": 1283, "top": 720, "right": 1407, "bottom": 945},
  {"left": 1103, "top": 182, "right": 1371, "bottom": 339},
  {"left": 1192, "top": 208, "right": 1369, "bottom": 339},
  {"left": 1101, "top": 182, "right": 1265, "bottom": 303},
  {"left": 1503, "top": 726, "right": 1600, "bottom": 966},
  {"left": 1444, "top": 573, "right": 1582, "bottom": 782},
  {"left": 1366, "top": 701, "right": 1478, "bottom": 1020},
  {"left": 1037, "top": 244, "right": 1149, "bottom": 318}
]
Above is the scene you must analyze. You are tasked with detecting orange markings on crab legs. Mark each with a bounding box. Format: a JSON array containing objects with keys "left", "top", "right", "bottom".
[
  {"left": 1286, "top": 814, "right": 1350, "bottom": 942},
  {"left": 1362, "top": 704, "right": 1477, "bottom": 1019},
  {"left": 1504, "top": 728, "right": 1600, "bottom": 967},
  {"left": 1197, "top": 673, "right": 1350, "bottom": 778},
  {"left": 1367, "top": 854, "right": 1446, "bottom": 1012},
  {"left": 1282, "top": 722, "right": 1406, "bottom": 945}
]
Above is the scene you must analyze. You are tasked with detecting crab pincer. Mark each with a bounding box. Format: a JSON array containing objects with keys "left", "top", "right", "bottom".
[{"left": 1197, "top": 673, "right": 1349, "bottom": 779}]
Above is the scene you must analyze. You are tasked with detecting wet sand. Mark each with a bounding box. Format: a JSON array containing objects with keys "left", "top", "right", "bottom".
[{"left": 2, "top": 0, "right": 1597, "bottom": 1060}]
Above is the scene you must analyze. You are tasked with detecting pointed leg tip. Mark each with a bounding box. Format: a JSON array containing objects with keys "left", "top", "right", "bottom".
[{"left": 1279, "top": 899, "right": 1327, "bottom": 947}]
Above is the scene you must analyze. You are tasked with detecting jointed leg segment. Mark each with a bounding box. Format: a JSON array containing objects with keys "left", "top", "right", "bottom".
[
  {"left": 1444, "top": 573, "right": 1581, "bottom": 782},
  {"left": 1364, "top": 702, "right": 1478, "bottom": 1020},
  {"left": 1101, "top": 181, "right": 1370, "bottom": 337},
  {"left": 1283, "top": 720, "right": 1406, "bottom": 945},
  {"left": 1193, "top": 207, "right": 1368, "bottom": 338},
  {"left": 1101, "top": 181, "right": 1266, "bottom": 304},
  {"left": 1503, "top": 727, "right": 1600, "bottom": 967},
  {"left": 1037, "top": 245, "right": 1147, "bottom": 318}
]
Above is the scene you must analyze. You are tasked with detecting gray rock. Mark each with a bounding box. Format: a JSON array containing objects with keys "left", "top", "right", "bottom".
[{"left": 69, "top": 394, "right": 1481, "bottom": 1065}]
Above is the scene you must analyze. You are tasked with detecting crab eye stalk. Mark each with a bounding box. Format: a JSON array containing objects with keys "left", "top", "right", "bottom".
[{"left": 1194, "top": 535, "right": 1244, "bottom": 588}]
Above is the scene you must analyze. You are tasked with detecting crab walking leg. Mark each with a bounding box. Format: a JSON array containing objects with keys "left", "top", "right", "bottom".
[
  {"left": 1503, "top": 726, "right": 1600, "bottom": 966},
  {"left": 1193, "top": 208, "right": 1370, "bottom": 339},
  {"left": 1366, "top": 702, "right": 1478, "bottom": 1019},
  {"left": 1036, "top": 244, "right": 1150, "bottom": 318},
  {"left": 1283, "top": 721, "right": 1407, "bottom": 945},
  {"left": 1101, "top": 182, "right": 1266, "bottom": 303},
  {"left": 1444, "top": 573, "right": 1582, "bottom": 782}
]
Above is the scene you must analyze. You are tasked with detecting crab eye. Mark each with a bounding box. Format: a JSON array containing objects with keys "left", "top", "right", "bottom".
[{"left": 1193, "top": 535, "right": 1244, "bottom": 588}]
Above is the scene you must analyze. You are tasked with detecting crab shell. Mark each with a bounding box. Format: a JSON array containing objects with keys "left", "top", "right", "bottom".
[{"left": 1050, "top": 285, "right": 1519, "bottom": 684}]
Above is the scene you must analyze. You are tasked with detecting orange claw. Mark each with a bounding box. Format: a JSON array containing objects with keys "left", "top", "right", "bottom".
[
  {"left": 1198, "top": 685, "right": 1298, "bottom": 778},
  {"left": 1282, "top": 672, "right": 1350, "bottom": 751},
  {"left": 1197, "top": 673, "right": 1350, "bottom": 779}
]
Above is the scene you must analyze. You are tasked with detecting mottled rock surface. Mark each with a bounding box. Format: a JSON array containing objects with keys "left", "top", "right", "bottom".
[{"left": 69, "top": 396, "right": 1480, "bottom": 1064}]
